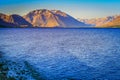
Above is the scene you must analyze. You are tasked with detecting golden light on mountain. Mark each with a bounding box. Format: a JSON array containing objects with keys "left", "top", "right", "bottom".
[{"left": 23, "top": 9, "right": 88, "bottom": 28}]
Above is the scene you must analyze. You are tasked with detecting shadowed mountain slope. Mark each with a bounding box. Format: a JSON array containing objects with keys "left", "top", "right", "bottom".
[{"left": 23, "top": 9, "right": 89, "bottom": 28}]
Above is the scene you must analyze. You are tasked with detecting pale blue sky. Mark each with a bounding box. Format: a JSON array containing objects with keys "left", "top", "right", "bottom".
[{"left": 0, "top": 0, "right": 120, "bottom": 19}]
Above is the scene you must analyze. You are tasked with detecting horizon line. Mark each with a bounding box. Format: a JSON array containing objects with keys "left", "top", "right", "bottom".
[{"left": 0, "top": 9, "right": 120, "bottom": 19}]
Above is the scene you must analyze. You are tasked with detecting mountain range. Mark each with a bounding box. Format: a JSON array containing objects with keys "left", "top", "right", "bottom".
[
  {"left": 78, "top": 15, "right": 120, "bottom": 28},
  {"left": 0, "top": 9, "right": 89, "bottom": 28},
  {"left": 0, "top": 9, "right": 120, "bottom": 28}
]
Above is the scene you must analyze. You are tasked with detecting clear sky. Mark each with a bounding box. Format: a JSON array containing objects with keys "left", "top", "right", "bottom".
[{"left": 0, "top": 0, "right": 120, "bottom": 19}]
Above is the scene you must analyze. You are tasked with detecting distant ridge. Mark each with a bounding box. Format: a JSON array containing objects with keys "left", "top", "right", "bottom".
[{"left": 78, "top": 15, "right": 120, "bottom": 28}]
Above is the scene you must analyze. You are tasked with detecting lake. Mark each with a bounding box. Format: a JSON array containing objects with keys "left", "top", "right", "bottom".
[{"left": 0, "top": 28, "right": 120, "bottom": 80}]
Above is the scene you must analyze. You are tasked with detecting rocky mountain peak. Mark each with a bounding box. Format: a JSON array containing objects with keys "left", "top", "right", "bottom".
[
  {"left": 51, "top": 10, "right": 68, "bottom": 17},
  {"left": 23, "top": 9, "right": 88, "bottom": 27}
]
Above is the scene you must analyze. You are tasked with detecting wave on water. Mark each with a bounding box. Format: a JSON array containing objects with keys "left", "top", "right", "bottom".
[{"left": 0, "top": 51, "right": 45, "bottom": 80}]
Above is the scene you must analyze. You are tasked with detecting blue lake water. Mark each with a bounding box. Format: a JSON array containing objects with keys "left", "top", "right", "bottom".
[{"left": 0, "top": 28, "right": 120, "bottom": 80}]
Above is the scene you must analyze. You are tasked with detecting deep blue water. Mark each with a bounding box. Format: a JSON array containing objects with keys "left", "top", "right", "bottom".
[{"left": 0, "top": 28, "right": 120, "bottom": 80}]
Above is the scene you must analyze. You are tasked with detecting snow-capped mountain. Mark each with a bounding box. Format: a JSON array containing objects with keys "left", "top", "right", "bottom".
[
  {"left": 23, "top": 9, "right": 89, "bottom": 28},
  {"left": 78, "top": 15, "right": 120, "bottom": 27},
  {"left": 78, "top": 16, "right": 115, "bottom": 27},
  {"left": 0, "top": 13, "right": 32, "bottom": 27},
  {"left": 101, "top": 15, "right": 120, "bottom": 27}
]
